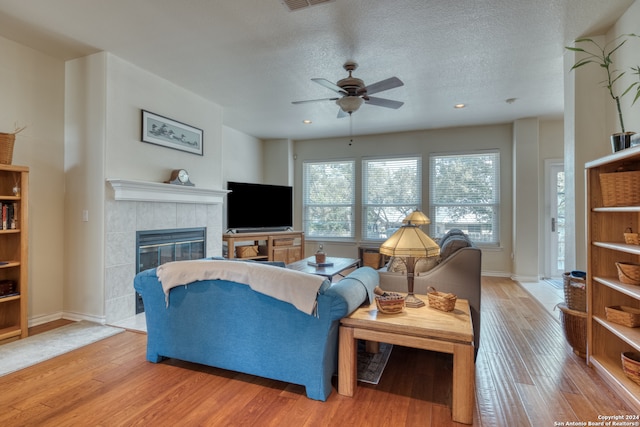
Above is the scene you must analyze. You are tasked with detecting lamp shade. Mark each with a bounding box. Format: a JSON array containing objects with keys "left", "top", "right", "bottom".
[
  {"left": 379, "top": 224, "right": 440, "bottom": 258},
  {"left": 402, "top": 210, "right": 430, "bottom": 225}
]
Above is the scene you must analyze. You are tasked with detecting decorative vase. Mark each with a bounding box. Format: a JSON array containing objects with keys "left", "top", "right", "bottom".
[{"left": 611, "top": 132, "right": 636, "bottom": 152}]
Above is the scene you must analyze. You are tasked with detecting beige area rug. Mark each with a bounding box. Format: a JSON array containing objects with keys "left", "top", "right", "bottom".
[{"left": 0, "top": 320, "right": 125, "bottom": 376}]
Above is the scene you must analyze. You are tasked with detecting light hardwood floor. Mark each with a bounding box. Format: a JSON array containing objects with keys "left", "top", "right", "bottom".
[{"left": 0, "top": 277, "right": 635, "bottom": 426}]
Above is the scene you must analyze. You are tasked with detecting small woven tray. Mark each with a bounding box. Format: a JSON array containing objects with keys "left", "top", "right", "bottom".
[
  {"left": 625, "top": 228, "right": 640, "bottom": 245},
  {"left": 622, "top": 352, "right": 640, "bottom": 386},
  {"left": 427, "top": 286, "right": 457, "bottom": 312},
  {"left": 616, "top": 262, "right": 640, "bottom": 285},
  {"left": 375, "top": 292, "right": 405, "bottom": 314},
  {"left": 605, "top": 306, "right": 640, "bottom": 328}
]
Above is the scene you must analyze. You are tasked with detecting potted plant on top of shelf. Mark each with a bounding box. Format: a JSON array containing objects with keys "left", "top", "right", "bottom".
[{"left": 566, "top": 34, "right": 638, "bottom": 152}]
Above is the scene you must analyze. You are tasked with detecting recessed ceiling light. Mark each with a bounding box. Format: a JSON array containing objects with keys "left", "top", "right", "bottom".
[
  {"left": 302, "top": 119, "right": 312, "bottom": 124},
  {"left": 454, "top": 103, "right": 466, "bottom": 109}
]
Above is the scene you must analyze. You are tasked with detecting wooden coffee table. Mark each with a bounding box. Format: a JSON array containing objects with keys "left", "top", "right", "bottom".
[
  {"left": 286, "top": 256, "right": 360, "bottom": 281},
  {"left": 338, "top": 296, "right": 475, "bottom": 424}
]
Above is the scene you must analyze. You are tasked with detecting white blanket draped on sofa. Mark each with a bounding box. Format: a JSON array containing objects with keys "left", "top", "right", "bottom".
[{"left": 156, "top": 260, "right": 326, "bottom": 315}]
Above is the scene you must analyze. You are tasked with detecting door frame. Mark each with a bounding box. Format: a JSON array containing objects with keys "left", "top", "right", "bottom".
[{"left": 544, "top": 158, "right": 564, "bottom": 278}]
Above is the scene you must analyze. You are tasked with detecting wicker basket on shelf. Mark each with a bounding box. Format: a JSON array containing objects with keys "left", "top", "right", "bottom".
[
  {"left": 599, "top": 171, "right": 640, "bottom": 207},
  {"left": 616, "top": 262, "right": 640, "bottom": 285},
  {"left": 622, "top": 352, "right": 640, "bottom": 386},
  {"left": 624, "top": 228, "right": 640, "bottom": 245},
  {"left": 236, "top": 245, "right": 259, "bottom": 258},
  {"left": 563, "top": 271, "right": 586, "bottom": 312},
  {"left": 557, "top": 303, "right": 587, "bottom": 358},
  {"left": 0, "top": 126, "right": 25, "bottom": 165},
  {"left": 606, "top": 306, "right": 640, "bottom": 328},
  {"left": 427, "top": 286, "right": 457, "bottom": 312},
  {"left": 0, "top": 132, "right": 15, "bottom": 165}
]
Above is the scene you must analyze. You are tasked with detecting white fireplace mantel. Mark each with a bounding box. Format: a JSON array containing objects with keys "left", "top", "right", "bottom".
[{"left": 107, "top": 179, "right": 229, "bottom": 204}]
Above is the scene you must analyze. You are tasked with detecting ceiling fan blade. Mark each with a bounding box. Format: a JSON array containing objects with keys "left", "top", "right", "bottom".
[
  {"left": 292, "top": 97, "right": 339, "bottom": 105},
  {"left": 359, "top": 76, "right": 404, "bottom": 96},
  {"left": 365, "top": 96, "right": 404, "bottom": 109},
  {"left": 337, "top": 108, "right": 348, "bottom": 119},
  {"left": 312, "top": 78, "right": 348, "bottom": 95}
]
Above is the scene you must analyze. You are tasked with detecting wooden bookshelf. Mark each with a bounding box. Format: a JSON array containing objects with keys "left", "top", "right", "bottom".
[
  {"left": 585, "top": 146, "right": 640, "bottom": 411},
  {"left": 0, "top": 164, "right": 28, "bottom": 342}
]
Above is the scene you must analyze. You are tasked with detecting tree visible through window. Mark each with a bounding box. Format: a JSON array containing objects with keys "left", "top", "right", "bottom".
[
  {"left": 303, "top": 160, "right": 355, "bottom": 238},
  {"left": 363, "top": 157, "right": 421, "bottom": 240},
  {"left": 429, "top": 151, "right": 500, "bottom": 244}
]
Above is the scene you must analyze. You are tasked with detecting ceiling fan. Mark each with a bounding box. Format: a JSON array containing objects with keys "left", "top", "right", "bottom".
[{"left": 292, "top": 61, "right": 404, "bottom": 118}]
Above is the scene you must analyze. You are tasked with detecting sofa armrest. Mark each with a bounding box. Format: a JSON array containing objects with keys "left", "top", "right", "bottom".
[{"left": 323, "top": 266, "right": 379, "bottom": 318}]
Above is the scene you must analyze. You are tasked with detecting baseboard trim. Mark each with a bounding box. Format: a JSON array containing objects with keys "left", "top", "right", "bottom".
[
  {"left": 511, "top": 274, "right": 540, "bottom": 283},
  {"left": 480, "top": 270, "right": 512, "bottom": 278},
  {"left": 28, "top": 311, "right": 107, "bottom": 327},
  {"left": 28, "top": 312, "right": 65, "bottom": 328},
  {"left": 62, "top": 311, "right": 107, "bottom": 325}
]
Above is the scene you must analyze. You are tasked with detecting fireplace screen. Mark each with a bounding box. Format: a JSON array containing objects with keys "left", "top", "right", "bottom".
[{"left": 136, "top": 227, "right": 206, "bottom": 313}]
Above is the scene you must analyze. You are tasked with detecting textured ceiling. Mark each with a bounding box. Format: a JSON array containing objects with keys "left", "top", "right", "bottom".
[{"left": 0, "top": 0, "right": 634, "bottom": 140}]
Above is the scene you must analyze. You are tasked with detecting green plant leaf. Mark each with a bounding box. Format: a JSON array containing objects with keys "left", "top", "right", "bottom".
[
  {"left": 620, "top": 82, "right": 637, "bottom": 98},
  {"left": 570, "top": 59, "right": 598, "bottom": 70}
]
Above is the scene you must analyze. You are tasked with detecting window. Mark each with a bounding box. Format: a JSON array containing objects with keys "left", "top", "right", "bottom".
[
  {"left": 303, "top": 160, "right": 355, "bottom": 238},
  {"left": 362, "top": 156, "right": 421, "bottom": 240},
  {"left": 429, "top": 151, "right": 500, "bottom": 244}
]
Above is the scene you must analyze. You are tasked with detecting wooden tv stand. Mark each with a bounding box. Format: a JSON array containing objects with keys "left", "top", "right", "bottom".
[{"left": 223, "top": 230, "right": 305, "bottom": 264}]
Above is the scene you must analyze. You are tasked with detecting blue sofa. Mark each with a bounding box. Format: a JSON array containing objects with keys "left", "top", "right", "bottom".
[{"left": 134, "top": 261, "right": 378, "bottom": 401}]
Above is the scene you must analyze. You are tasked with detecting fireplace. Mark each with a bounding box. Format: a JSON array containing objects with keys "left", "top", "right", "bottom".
[
  {"left": 105, "top": 178, "right": 227, "bottom": 325},
  {"left": 135, "top": 227, "right": 206, "bottom": 313}
]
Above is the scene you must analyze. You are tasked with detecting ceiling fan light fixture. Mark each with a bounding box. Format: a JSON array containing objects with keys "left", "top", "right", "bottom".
[{"left": 336, "top": 96, "right": 364, "bottom": 113}]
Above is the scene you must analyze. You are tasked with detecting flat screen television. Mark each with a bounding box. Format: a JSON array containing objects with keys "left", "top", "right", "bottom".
[{"left": 227, "top": 181, "right": 293, "bottom": 231}]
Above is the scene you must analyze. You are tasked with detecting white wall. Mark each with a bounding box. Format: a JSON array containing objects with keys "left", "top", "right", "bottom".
[
  {"left": 609, "top": 1, "right": 640, "bottom": 137},
  {"left": 106, "top": 55, "right": 223, "bottom": 188},
  {"left": 64, "top": 52, "right": 226, "bottom": 323},
  {"left": 512, "top": 118, "right": 540, "bottom": 281},
  {"left": 264, "top": 139, "right": 293, "bottom": 186},
  {"left": 0, "top": 35, "right": 66, "bottom": 324},
  {"left": 222, "top": 125, "right": 264, "bottom": 230},
  {"left": 222, "top": 125, "right": 263, "bottom": 185},
  {"left": 64, "top": 53, "right": 107, "bottom": 321}
]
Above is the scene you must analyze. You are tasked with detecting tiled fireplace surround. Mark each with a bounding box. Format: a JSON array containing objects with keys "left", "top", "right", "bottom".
[{"left": 105, "top": 179, "right": 227, "bottom": 324}]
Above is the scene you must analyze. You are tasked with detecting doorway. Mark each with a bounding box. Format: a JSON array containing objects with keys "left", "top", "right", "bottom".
[{"left": 545, "top": 159, "right": 565, "bottom": 278}]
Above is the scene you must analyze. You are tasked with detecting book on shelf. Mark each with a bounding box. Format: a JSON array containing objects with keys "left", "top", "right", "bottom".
[{"left": 0, "top": 201, "right": 17, "bottom": 230}]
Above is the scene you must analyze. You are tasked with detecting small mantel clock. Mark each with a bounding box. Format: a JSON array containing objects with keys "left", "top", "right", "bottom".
[{"left": 165, "top": 169, "right": 194, "bottom": 186}]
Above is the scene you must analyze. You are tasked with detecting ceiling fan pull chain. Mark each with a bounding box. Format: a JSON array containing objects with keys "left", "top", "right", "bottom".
[{"left": 349, "top": 113, "right": 354, "bottom": 146}]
